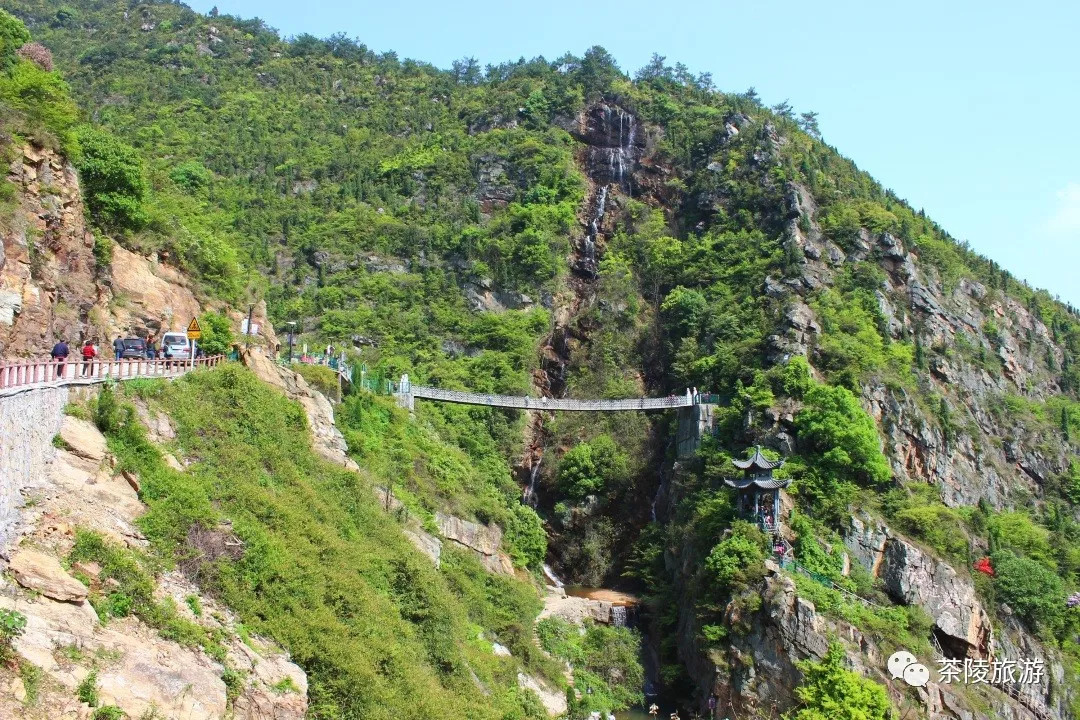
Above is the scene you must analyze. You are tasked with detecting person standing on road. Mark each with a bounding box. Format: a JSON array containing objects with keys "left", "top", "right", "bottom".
[
  {"left": 113, "top": 336, "right": 125, "bottom": 359},
  {"left": 50, "top": 339, "right": 70, "bottom": 378},
  {"left": 81, "top": 339, "right": 97, "bottom": 377},
  {"left": 145, "top": 332, "right": 157, "bottom": 360}
]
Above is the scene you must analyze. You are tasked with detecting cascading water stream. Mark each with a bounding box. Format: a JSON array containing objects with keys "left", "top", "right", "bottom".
[
  {"left": 523, "top": 454, "right": 543, "bottom": 507},
  {"left": 542, "top": 563, "right": 564, "bottom": 588},
  {"left": 581, "top": 185, "right": 607, "bottom": 275}
]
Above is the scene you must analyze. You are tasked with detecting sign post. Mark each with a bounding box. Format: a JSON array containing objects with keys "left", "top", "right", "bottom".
[{"left": 186, "top": 317, "right": 202, "bottom": 369}]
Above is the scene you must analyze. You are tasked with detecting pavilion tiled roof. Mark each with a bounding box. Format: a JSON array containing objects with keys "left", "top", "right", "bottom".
[
  {"left": 724, "top": 475, "right": 790, "bottom": 490},
  {"left": 731, "top": 445, "right": 785, "bottom": 471}
]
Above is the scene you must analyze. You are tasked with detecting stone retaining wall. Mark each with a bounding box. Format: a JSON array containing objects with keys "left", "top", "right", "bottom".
[{"left": 0, "top": 385, "right": 68, "bottom": 549}]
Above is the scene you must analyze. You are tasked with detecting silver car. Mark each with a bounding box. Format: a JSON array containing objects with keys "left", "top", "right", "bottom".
[{"left": 161, "top": 332, "right": 192, "bottom": 360}]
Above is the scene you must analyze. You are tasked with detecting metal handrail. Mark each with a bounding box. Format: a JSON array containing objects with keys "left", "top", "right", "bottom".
[
  {"left": 409, "top": 385, "right": 692, "bottom": 411},
  {"left": 0, "top": 355, "right": 225, "bottom": 396}
]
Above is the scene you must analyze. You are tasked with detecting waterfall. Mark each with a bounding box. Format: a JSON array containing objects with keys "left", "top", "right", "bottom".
[
  {"left": 523, "top": 454, "right": 542, "bottom": 507},
  {"left": 542, "top": 563, "right": 564, "bottom": 588},
  {"left": 610, "top": 605, "right": 628, "bottom": 627},
  {"left": 582, "top": 185, "right": 607, "bottom": 272}
]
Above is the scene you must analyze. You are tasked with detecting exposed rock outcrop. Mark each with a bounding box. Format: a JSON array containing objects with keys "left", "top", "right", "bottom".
[
  {"left": 435, "top": 511, "right": 515, "bottom": 575},
  {"left": 1, "top": 143, "right": 274, "bottom": 358},
  {"left": 846, "top": 514, "right": 992, "bottom": 659}
]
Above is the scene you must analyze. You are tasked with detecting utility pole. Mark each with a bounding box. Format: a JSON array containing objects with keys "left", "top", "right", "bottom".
[{"left": 286, "top": 321, "right": 296, "bottom": 363}]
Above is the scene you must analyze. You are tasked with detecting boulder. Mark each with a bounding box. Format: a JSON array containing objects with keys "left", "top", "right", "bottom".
[
  {"left": 435, "top": 512, "right": 502, "bottom": 556},
  {"left": 59, "top": 416, "right": 107, "bottom": 462},
  {"left": 93, "top": 626, "right": 228, "bottom": 720},
  {"left": 9, "top": 548, "right": 88, "bottom": 602}
]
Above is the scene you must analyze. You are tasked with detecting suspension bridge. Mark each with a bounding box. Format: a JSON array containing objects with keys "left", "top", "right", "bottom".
[{"left": 398, "top": 381, "right": 697, "bottom": 412}]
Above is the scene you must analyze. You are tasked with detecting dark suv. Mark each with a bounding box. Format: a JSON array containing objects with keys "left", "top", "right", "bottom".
[{"left": 119, "top": 338, "right": 147, "bottom": 359}]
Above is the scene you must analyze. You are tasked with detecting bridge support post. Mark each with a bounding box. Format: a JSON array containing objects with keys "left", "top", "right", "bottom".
[
  {"left": 676, "top": 402, "right": 716, "bottom": 458},
  {"left": 393, "top": 374, "right": 414, "bottom": 412}
]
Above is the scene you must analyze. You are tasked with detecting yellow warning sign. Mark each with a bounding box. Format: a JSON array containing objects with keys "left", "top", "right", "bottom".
[{"left": 186, "top": 317, "right": 202, "bottom": 340}]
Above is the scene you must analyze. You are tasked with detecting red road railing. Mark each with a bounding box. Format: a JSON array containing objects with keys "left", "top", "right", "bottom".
[{"left": 0, "top": 355, "right": 225, "bottom": 394}]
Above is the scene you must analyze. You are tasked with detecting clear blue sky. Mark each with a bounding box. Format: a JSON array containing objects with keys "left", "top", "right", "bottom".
[{"left": 188, "top": 0, "right": 1080, "bottom": 306}]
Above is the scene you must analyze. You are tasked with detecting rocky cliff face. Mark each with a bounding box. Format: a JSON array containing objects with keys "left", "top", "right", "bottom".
[
  {"left": 660, "top": 111, "right": 1077, "bottom": 719},
  {"left": 0, "top": 144, "right": 201, "bottom": 354},
  {"left": 1, "top": 143, "right": 277, "bottom": 357},
  {"left": 766, "top": 172, "right": 1071, "bottom": 508}
]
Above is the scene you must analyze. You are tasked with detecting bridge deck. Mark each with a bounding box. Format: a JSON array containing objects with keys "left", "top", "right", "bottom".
[{"left": 410, "top": 385, "right": 692, "bottom": 411}]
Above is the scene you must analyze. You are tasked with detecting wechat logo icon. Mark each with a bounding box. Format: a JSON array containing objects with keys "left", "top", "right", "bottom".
[{"left": 888, "top": 649, "right": 930, "bottom": 687}]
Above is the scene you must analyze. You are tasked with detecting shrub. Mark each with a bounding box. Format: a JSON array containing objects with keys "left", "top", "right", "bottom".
[
  {"left": 73, "top": 126, "right": 148, "bottom": 231},
  {"left": 991, "top": 551, "right": 1065, "bottom": 636},
  {"left": 76, "top": 668, "right": 100, "bottom": 706},
  {"left": 793, "top": 382, "right": 891, "bottom": 525},
  {"left": 504, "top": 503, "right": 547, "bottom": 569},
  {"left": 795, "top": 383, "right": 891, "bottom": 487},
  {"left": 0, "top": 608, "right": 27, "bottom": 662},
  {"left": 556, "top": 435, "right": 629, "bottom": 501},
  {"left": 705, "top": 520, "right": 767, "bottom": 594},
  {"left": 0, "top": 60, "right": 80, "bottom": 150},
  {"left": 787, "top": 642, "right": 896, "bottom": 720},
  {"left": 169, "top": 161, "right": 212, "bottom": 192},
  {"left": 892, "top": 503, "right": 969, "bottom": 563},
  {"left": 781, "top": 355, "right": 813, "bottom": 398},
  {"left": 989, "top": 512, "right": 1057, "bottom": 571},
  {"left": 196, "top": 311, "right": 233, "bottom": 356}
]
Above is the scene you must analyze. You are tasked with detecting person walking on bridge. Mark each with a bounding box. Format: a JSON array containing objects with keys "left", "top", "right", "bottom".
[{"left": 50, "top": 339, "right": 69, "bottom": 379}]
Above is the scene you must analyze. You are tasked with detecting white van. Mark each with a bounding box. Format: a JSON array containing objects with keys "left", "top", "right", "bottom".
[{"left": 161, "top": 332, "right": 192, "bottom": 360}]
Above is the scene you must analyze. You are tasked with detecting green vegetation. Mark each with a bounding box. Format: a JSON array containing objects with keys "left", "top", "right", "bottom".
[
  {"left": 68, "top": 528, "right": 225, "bottom": 659},
  {"left": 705, "top": 520, "right": 768, "bottom": 594},
  {"left": 76, "top": 668, "right": 99, "bottom": 706},
  {"left": 194, "top": 310, "right": 233, "bottom": 356},
  {"left": 0, "top": 10, "right": 79, "bottom": 151},
  {"left": 93, "top": 368, "right": 551, "bottom": 720},
  {"left": 556, "top": 434, "right": 630, "bottom": 501},
  {"left": 6, "top": 1, "right": 1080, "bottom": 715},
  {"left": 536, "top": 617, "right": 644, "bottom": 716},
  {"left": 991, "top": 552, "right": 1065, "bottom": 635},
  {"left": 73, "top": 125, "right": 147, "bottom": 232},
  {"left": 792, "top": 378, "right": 892, "bottom": 525},
  {"left": 18, "top": 660, "right": 43, "bottom": 705},
  {"left": 785, "top": 643, "right": 896, "bottom": 720},
  {"left": 0, "top": 608, "right": 27, "bottom": 662}
]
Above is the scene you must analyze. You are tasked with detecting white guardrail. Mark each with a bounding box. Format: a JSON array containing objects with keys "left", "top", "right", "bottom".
[
  {"left": 0, "top": 356, "right": 226, "bottom": 397},
  {"left": 409, "top": 385, "right": 693, "bottom": 411}
]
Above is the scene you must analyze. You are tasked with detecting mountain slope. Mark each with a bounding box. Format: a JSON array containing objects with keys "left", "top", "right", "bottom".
[{"left": 3, "top": 2, "right": 1080, "bottom": 719}]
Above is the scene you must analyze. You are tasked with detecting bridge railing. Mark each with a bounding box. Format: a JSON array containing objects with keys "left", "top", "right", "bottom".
[
  {"left": 0, "top": 355, "right": 225, "bottom": 395},
  {"left": 409, "top": 385, "right": 692, "bottom": 411}
]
